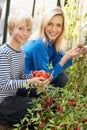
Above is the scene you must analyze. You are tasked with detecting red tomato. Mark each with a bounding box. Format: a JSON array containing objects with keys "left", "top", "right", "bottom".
[
  {"left": 46, "top": 73, "right": 51, "bottom": 78},
  {"left": 41, "top": 71, "right": 51, "bottom": 78},
  {"left": 32, "top": 70, "right": 39, "bottom": 77},
  {"left": 32, "top": 71, "right": 42, "bottom": 77},
  {"left": 42, "top": 118, "right": 47, "bottom": 124},
  {"left": 33, "top": 70, "right": 51, "bottom": 78},
  {"left": 84, "top": 118, "right": 87, "bottom": 122},
  {"left": 74, "top": 126, "right": 80, "bottom": 130},
  {"left": 41, "top": 71, "right": 47, "bottom": 78},
  {"left": 51, "top": 126, "right": 56, "bottom": 130},
  {"left": 78, "top": 44, "right": 83, "bottom": 49}
]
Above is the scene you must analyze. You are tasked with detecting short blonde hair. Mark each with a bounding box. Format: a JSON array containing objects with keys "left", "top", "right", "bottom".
[
  {"left": 8, "top": 10, "right": 33, "bottom": 30},
  {"left": 32, "top": 6, "right": 65, "bottom": 51}
]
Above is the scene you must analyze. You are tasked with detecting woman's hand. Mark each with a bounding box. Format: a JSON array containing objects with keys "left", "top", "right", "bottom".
[
  {"left": 77, "top": 44, "right": 87, "bottom": 54},
  {"left": 59, "top": 47, "right": 83, "bottom": 66},
  {"left": 65, "top": 47, "right": 83, "bottom": 59},
  {"left": 83, "top": 45, "right": 87, "bottom": 53},
  {"left": 27, "top": 77, "right": 50, "bottom": 88}
]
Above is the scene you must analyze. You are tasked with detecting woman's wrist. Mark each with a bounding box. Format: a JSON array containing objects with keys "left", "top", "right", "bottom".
[{"left": 59, "top": 55, "right": 68, "bottom": 66}]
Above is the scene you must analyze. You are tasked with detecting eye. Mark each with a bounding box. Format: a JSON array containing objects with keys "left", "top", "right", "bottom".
[
  {"left": 27, "top": 28, "right": 31, "bottom": 32},
  {"left": 56, "top": 24, "right": 62, "bottom": 27},
  {"left": 18, "top": 27, "right": 24, "bottom": 30},
  {"left": 47, "top": 22, "right": 53, "bottom": 26}
]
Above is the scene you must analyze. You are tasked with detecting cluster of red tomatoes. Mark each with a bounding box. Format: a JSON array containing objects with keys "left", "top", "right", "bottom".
[{"left": 32, "top": 70, "right": 51, "bottom": 78}]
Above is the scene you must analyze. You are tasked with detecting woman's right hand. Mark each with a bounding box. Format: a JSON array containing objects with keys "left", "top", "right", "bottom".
[
  {"left": 59, "top": 47, "right": 82, "bottom": 66},
  {"left": 83, "top": 45, "right": 87, "bottom": 53},
  {"left": 65, "top": 47, "right": 83, "bottom": 59}
]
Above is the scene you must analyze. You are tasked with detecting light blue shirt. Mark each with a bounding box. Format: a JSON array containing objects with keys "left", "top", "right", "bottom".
[{"left": 22, "top": 37, "right": 72, "bottom": 80}]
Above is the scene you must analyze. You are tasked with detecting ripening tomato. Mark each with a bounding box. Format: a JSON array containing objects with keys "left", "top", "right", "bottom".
[
  {"left": 84, "top": 118, "right": 87, "bottom": 122},
  {"left": 46, "top": 73, "right": 51, "bottom": 78},
  {"left": 32, "top": 70, "right": 51, "bottom": 78},
  {"left": 41, "top": 71, "right": 48, "bottom": 78},
  {"left": 78, "top": 44, "right": 83, "bottom": 49},
  {"left": 41, "top": 71, "right": 51, "bottom": 78},
  {"left": 42, "top": 118, "right": 47, "bottom": 124},
  {"left": 35, "top": 72, "right": 41, "bottom": 77},
  {"left": 74, "top": 126, "right": 80, "bottom": 130},
  {"left": 60, "top": 124, "right": 65, "bottom": 129},
  {"left": 51, "top": 126, "right": 56, "bottom": 130},
  {"left": 48, "top": 100, "right": 53, "bottom": 106},
  {"left": 46, "top": 94, "right": 50, "bottom": 100},
  {"left": 32, "top": 71, "right": 42, "bottom": 77},
  {"left": 32, "top": 70, "right": 39, "bottom": 77},
  {"left": 41, "top": 101, "right": 46, "bottom": 108},
  {"left": 57, "top": 105, "right": 62, "bottom": 113},
  {"left": 83, "top": 103, "right": 87, "bottom": 107}
]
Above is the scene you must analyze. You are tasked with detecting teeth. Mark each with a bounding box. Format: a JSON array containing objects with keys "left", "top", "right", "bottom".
[
  {"left": 49, "top": 33, "right": 57, "bottom": 36},
  {"left": 50, "top": 34, "right": 55, "bottom": 36}
]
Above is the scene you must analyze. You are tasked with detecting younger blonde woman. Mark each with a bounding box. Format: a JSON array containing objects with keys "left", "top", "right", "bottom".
[{"left": 22, "top": 6, "right": 82, "bottom": 87}]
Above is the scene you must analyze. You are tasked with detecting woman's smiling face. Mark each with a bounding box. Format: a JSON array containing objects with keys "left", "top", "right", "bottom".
[{"left": 45, "top": 15, "right": 63, "bottom": 44}]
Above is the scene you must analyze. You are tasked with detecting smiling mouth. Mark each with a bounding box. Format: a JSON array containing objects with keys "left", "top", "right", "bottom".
[
  {"left": 20, "top": 36, "right": 26, "bottom": 40},
  {"left": 49, "top": 33, "right": 57, "bottom": 36}
]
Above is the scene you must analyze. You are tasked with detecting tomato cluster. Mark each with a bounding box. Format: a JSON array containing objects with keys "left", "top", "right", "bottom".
[{"left": 32, "top": 70, "right": 51, "bottom": 78}]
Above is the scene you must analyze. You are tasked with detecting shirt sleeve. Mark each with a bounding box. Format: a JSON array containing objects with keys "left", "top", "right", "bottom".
[
  {"left": 52, "top": 50, "right": 72, "bottom": 70},
  {"left": 0, "top": 53, "right": 27, "bottom": 91}
]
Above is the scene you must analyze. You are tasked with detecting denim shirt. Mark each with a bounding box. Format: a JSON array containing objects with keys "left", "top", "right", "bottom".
[{"left": 22, "top": 37, "right": 72, "bottom": 80}]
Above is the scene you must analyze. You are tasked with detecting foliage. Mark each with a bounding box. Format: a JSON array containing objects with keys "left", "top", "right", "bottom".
[
  {"left": 66, "top": 53, "right": 87, "bottom": 94},
  {"left": 64, "top": 0, "right": 80, "bottom": 49},
  {"left": 64, "top": 0, "right": 87, "bottom": 94},
  {"left": 13, "top": 86, "right": 87, "bottom": 130},
  {"left": 13, "top": 1, "right": 87, "bottom": 130}
]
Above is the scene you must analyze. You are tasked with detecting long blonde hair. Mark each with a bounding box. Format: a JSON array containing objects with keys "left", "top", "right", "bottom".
[{"left": 31, "top": 6, "right": 65, "bottom": 51}]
